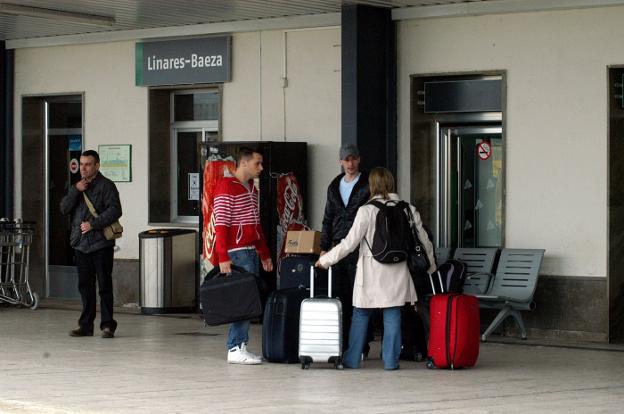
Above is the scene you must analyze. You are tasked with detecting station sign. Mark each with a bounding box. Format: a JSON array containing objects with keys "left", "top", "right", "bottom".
[{"left": 135, "top": 36, "right": 231, "bottom": 86}]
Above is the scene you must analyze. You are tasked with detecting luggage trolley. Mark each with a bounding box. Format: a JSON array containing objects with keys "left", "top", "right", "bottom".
[{"left": 0, "top": 218, "right": 39, "bottom": 308}]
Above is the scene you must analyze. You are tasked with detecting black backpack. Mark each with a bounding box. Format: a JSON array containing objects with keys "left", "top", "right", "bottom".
[
  {"left": 365, "top": 199, "right": 414, "bottom": 264},
  {"left": 430, "top": 259, "right": 467, "bottom": 294}
]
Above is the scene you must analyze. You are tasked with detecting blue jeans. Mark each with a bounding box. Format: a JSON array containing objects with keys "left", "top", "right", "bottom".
[
  {"left": 225, "top": 248, "right": 260, "bottom": 350},
  {"left": 343, "top": 306, "right": 401, "bottom": 370}
]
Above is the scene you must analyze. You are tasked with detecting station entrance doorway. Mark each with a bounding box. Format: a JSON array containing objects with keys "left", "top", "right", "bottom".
[
  {"left": 21, "top": 95, "right": 83, "bottom": 300},
  {"left": 438, "top": 125, "right": 503, "bottom": 248},
  {"left": 46, "top": 96, "right": 83, "bottom": 299},
  {"left": 409, "top": 73, "right": 505, "bottom": 253}
]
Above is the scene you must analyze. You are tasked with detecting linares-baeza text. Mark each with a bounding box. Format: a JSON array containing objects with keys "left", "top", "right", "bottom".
[{"left": 147, "top": 54, "right": 224, "bottom": 71}]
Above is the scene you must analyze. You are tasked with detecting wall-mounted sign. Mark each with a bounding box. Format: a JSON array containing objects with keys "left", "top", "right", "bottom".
[
  {"left": 188, "top": 173, "right": 200, "bottom": 201},
  {"left": 68, "top": 135, "right": 82, "bottom": 151},
  {"left": 477, "top": 141, "right": 492, "bottom": 161},
  {"left": 69, "top": 158, "right": 79, "bottom": 174},
  {"left": 99, "top": 144, "right": 132, "bottom": 182},
  {"left": 135, "top": 36, "right": 231, "bottom": 86}
]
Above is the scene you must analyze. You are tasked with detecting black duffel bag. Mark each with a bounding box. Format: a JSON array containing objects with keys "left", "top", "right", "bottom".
[{"left": 200, "top": 265, "right": 263, "bottom": 326}]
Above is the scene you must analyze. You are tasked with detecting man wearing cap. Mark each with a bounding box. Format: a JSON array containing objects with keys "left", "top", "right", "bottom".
[{"left": 320, "top": 144, "right": 371, "bottom": 353}]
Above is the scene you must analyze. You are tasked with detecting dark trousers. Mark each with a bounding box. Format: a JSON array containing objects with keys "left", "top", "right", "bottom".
[
  {"left": 333, "top": 251, "right": 373, "bottom": 351},
  {"left": 75, "top": 246, "right": 117, "bottom": 332}
]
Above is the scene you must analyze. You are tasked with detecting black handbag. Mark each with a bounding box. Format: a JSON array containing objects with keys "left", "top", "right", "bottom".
[
  {"left": 200, "top": 265, "right": 262, "bottom": 326},
  {"left": 405, "top": 207, "right": 431, "bottom": 275},
  {"left": 408, "top": 244, "right": 430, "bottom": 275}
]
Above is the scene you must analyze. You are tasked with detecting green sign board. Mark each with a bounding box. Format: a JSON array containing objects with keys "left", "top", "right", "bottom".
[{"left": 136, "top": 36, "right": 231, "bottom": 86}]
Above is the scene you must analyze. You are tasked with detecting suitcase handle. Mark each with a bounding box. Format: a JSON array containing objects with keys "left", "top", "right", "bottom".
[
  {"left": 428, "top": 270, "right": 445, "bottom": 295},
  {"left": 309, "top": 265, "right": 332, "bottom": 299}
]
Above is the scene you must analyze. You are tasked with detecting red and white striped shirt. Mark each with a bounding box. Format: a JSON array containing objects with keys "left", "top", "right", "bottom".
[{"left": 213, "top": 176, "right": 270, "bottom": 263}]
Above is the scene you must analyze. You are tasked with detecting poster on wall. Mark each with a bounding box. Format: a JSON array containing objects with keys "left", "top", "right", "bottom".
[
  {"left": 98, "top": 144, "right": 132, "bottom": 182},
  {"left": 188, "top": 173, "right": 200, "bottom": 200}
]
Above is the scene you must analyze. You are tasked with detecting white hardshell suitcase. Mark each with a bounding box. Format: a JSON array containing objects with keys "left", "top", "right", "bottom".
[{"left": 298, "top": 266, "right": 343, "bottom": 369}]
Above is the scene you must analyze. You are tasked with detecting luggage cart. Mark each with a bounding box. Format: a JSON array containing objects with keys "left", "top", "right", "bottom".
[{"left": 0, "top": 218, "right": 39, "bottom": 309}]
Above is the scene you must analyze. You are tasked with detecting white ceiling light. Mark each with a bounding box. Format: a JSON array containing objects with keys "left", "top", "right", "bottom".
[{"left": 0, "top": 3, "right": 115, "bottom": 26}]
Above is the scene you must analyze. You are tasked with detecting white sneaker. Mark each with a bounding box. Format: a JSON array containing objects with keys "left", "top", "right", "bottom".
[
  {"left": 227, "top": 344, "right": 262, "bottom": 365},
  {"left": 241, "top": 343, "right": 263, "bottom": 363}
]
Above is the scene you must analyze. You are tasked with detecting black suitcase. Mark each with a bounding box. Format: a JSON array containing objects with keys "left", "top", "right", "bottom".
[
  {"left": 279, "top": 255, "right": 327, "bottom": 290},
  {"left": 200, "top": 266, "right": 262, "bottom": 326},
  {"left": 262, "top": 287, "right": 309, "bottom": 363},
  {"left": 400, "top": 304, "right": 428, "bottom": 361}
]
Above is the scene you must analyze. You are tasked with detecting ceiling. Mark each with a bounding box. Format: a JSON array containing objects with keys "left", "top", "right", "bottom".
[
  {"left": 0, "top": 0, "right": 621, "bottom": 46},
  {"left": 0, "top": 0, "right": 494, "bottom": 41}
]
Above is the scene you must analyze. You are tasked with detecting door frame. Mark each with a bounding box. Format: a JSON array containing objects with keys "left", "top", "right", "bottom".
[
  {"left": 437, "top": 124, "right": 504, "bottom": 248},
  {"left": 168, "top": 88, "right": 220, "bottom": 224},
  {"left": 169, "top": 126, "right": 218, "bottom": 223},
  {"left": 43, "top": 94, "right": 84, "bottom": 298}
]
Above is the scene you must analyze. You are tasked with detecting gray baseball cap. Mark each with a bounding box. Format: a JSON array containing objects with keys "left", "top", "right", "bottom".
[{"left": 339, "top": 144, "right": 360, "bottom": 160}]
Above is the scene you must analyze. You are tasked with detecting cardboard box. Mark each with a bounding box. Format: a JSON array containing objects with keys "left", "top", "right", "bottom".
[{"left": 285, "top": 230, "right": 321, "bottom": 254}]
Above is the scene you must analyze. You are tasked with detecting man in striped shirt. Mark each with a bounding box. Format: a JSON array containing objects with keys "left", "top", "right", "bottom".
[{"left": 213, "top": 146, "right": 273, "bottom": 364}]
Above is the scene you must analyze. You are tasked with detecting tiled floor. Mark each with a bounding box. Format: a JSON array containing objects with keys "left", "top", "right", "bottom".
[{"left": 1, "top": 307, "right": 624, "bottom": 413}]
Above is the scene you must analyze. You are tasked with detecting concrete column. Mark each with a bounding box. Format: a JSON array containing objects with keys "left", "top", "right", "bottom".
[
  {"left": 341, "top": 4, "right": 397, "bottom": 177},
  {"left": 0, "top": 42, "right": 13, "bottom": 218}
]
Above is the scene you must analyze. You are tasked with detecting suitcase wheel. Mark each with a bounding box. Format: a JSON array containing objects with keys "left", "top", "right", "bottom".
[
  {"left": 426, "top": 359, "right": 435, "bottom": 370},
  {"left": 334, "top": 357, "right": 344, "bottom": 370},
  {"left": 300, "top": 356, "right": 312, "bottom": 370}
]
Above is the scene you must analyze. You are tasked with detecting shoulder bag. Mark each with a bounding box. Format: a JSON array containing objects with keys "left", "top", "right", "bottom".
[
  {"left": 200, "top": 265, "right": 263, "bottom": 326},
  {"left": 405, "top": 206, "right": 430, "bottom": 275},
  {"left": 83, "top": 193, "right": 123, "bottom": 240}
]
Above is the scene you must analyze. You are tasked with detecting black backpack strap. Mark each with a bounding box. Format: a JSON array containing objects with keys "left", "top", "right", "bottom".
[
  {"left": 366, "top": 199, "right": 386, "bottom": 209},
  {"left": 364, "top": 199, "right": 385, "bottom": 253}
]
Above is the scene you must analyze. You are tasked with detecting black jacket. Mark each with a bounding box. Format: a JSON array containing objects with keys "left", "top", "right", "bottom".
[
  {"left": 320, "top": 171, "right": 370, "bottom": 251},
  {"left": 60, "top": 172, "right": 122, "bottom": 254}
]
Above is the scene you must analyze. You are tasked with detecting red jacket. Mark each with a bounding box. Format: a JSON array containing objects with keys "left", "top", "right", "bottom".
[{"left": 213, "top": 176, "right": 270, "bottom": 263}]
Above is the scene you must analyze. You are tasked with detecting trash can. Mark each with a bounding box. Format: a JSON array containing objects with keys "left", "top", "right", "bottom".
[{"left": 139, "top": 229, "right": 196, "bottom": 314}]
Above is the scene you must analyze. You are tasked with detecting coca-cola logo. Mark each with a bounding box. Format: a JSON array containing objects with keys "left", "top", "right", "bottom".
[
  {"left": 280, "top": 176, "right": 301, "bottom": 231},
  {"left": 205, "top": 212, "right": 217, "bottom": 259}
]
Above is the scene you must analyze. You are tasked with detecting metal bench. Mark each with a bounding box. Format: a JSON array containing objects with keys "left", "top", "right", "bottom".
[
  {"left": 477, "top": 248, "right": 545, "bottom": 342},
  {"left": 453, "top": 247, "right": 499, "bottom": 295},
  {"left": 434, "top": 247, "right": 452, "bottom": 267}
]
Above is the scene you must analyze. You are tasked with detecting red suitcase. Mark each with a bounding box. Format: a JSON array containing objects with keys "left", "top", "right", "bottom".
[{"left": 427, "top": 293, "right": 480, "bottom": 369}]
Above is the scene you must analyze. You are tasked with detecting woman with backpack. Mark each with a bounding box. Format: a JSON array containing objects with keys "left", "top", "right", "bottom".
[{"left": 315, "top": 167, "right": 436, "bottom": 370}]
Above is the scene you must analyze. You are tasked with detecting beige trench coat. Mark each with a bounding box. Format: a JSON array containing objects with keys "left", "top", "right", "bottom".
[{"left": 318, "top": 193, "right": 436, "bottom": 308}]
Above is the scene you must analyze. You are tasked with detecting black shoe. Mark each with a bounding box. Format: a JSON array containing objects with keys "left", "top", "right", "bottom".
[
  {"left": 101, "top": 327, "right": 115, "bottom": 338},
  {"left": 362, "top": 343, "right": 371, "bottom": 360},
  {"left": 69, "top": 327, "right": 93, "bottom": 337}
]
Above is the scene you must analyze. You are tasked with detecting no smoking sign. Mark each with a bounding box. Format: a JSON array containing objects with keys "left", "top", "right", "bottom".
[
  {"left": 477, "top": 141, "right": 492, "bottom": 161},
  {"left": 69, "top": 158, "right": 79, "bottom": 174}
]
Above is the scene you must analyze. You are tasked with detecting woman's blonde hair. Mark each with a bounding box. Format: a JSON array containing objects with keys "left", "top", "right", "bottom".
[{"left": 368, "top": 167, "right": 395, "bottom": 199}]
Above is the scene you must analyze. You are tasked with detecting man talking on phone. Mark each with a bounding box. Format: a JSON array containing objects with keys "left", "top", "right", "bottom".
[{"left": 60, "top": 150, "right": 122, "bottom": 338}]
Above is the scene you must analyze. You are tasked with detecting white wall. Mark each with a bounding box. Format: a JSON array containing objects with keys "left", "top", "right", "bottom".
[
  {"left": 14, "top": 41, "right": 148, "bottom": 260},
  {"left": 13, "top": 27, "right": 341, "bottom": 260},
  {"left": 221, "top": 27, "right": 341, "bottom": 231},
  {"left": 397, "top": 7, "right": 620, "bottom": 277}
]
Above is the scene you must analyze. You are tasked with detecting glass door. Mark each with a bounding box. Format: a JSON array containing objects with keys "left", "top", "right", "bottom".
[
  {"left": 170, "top": 128, "right": 218, "bottom": 223},
  {"left": 439, "top": 125, "right": 503, "bottom": 248},
  {"left": 169, "top": 89, "right": 220, "bottom": 224},
  {"left": 46, "top": 97, "right": 83, "bottom": 299}
]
